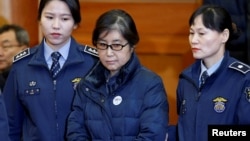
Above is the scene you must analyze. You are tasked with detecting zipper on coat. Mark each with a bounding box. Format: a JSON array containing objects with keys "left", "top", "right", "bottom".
[
  {"left": 52, "top": 79, "right": 59, "bottom": 131},
  {"left": 196, "top": 91, "right": 201, "bottom": 101},
  {"left": 53, "top": 80, "right": 57, "bottom": 90},
  {"left": 196, "top": 85, "right": 204, "bottom": 101}
]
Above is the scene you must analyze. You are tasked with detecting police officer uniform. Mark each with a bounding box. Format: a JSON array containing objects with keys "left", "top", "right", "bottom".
[
  {"left": 3, "top": 37, "right": 98, "bottom": 141},
  {"left": 177, "top": 51, "right": 250, "bottom": 141}
]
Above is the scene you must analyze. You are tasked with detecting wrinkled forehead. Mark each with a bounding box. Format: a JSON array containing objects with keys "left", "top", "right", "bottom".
[{"left": 0, "top": 30, "right": 17, "bottom": 44}]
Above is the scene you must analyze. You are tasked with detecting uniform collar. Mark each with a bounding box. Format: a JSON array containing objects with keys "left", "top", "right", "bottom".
[
  {"left": 200, "top": 56, "right": 224, "bottom": 77},
  {"left": 44, "top": 38, "right": 71, "bottom": 62}
]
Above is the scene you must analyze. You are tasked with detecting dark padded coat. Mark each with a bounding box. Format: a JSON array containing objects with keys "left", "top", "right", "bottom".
[{"left": 67, "top": 53, "right": 169, "bottom": 141}]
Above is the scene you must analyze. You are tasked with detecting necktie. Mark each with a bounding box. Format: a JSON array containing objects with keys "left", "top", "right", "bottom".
[
  {"left": 200, "top": 71, "right": 209, "bottom": 86},
  {"left": 50, "top": 52, "right": 61, "bottom": 78}
]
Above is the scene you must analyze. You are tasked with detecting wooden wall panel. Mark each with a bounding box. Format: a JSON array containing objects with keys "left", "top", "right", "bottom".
[
  {"left": 73, "top": 2, "right": 197, "bottom": 53},
  {"left": 73, "top": 2, "right": 197, "bottom": 68}
]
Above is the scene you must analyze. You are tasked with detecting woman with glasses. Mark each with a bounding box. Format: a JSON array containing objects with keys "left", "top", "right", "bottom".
[{"left": 67, "top": 9, "right": 169, "bottom": 141}]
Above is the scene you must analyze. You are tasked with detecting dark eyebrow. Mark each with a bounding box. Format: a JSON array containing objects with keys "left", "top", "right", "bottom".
[{"left": 44, "top": 12, "right": 72, "bottom": 17}]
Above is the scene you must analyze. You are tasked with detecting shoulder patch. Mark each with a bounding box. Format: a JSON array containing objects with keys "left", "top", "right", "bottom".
[
  {"left": 229, "top": 61, "right": 250, "bottom": 74},
  {"left": 84, "top": 45, "right": 98, "bottom": 57},
  {"left": 13, "top": 48, "right": 30, "bottom": 62}
]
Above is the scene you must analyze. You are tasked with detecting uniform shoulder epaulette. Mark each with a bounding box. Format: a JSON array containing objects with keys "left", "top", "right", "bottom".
[
  {"left": 229, "top": 61, "right": 250, "bottom": 74},
  {"left": 84, "top": 45, "right": 98, "bottom": 57},
  {"left": 13, "top": 48, "right": 30, "bottom": 63}
]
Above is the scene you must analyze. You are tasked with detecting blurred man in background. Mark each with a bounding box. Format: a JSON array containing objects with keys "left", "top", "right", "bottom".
[{"left": 0, "top": 24, "right": 29, "bottom": 91}]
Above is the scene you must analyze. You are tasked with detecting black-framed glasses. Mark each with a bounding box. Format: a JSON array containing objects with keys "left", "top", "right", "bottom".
[
  {"left": 0, "top": 43, "right": 21, "bottom": 50},
  {"left": 96, "top": 42, "right": 129, "bottom": 51}
]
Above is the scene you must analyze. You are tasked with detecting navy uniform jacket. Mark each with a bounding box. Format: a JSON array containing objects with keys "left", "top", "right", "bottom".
[
  {"left": 3, "top": 37, "right": 98, "bottom": 141},
  {"left": 0, "top": 94, "right": 10, "bottom": 141},
  {"left": 177, "top": 51, "right": 250, "bottom": 141},
  {"left": 67, "top": 53, "right": 169, "bottom": 141}
]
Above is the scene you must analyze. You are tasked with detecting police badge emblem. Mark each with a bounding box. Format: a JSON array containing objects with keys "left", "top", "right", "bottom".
[
  {"left": 72, "top": 77, "right": 81, "bottom": 90},
  {"left": 213, "top": 97, "right": 227, "bottom": 113}
]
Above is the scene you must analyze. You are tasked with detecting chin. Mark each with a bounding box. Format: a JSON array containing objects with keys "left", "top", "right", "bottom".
[{"left": 192, "top": 54, "right": 202, "bottom": 60}]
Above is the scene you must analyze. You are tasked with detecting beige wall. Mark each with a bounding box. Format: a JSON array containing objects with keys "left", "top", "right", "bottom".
[{"left": 0, "top": 1, "right": 11, "bottom": 22}]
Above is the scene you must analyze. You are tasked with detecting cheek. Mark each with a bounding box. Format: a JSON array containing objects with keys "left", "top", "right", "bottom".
[
  {"left": 97, "top": 51, "right": 105, "bottom": 59},
  {"left": 7, "top": 51, "right": 17, "bottom": 60},
  {"left": 202, "top": 38, "right": 222, "bottom": 56},
  {"left": 200, "top": 36, "right": 216, "bottom": 47},
  {"left": 62, "top": 23, "right": 76, "bottom": 34},
  {"left": 206, "top": 37, "right": 221, "bottom": 49},
  {"left": 39, "top": 22, "right": 48, "bottom": 34},
  {"left": 64, "top": 26, "right": 75, "bottom": 33},
  {"left": 40, "top": 17, "right": 47, "bottom": 27},
  {"left": 119, "top": 52, "right": 132, "bottom": 64}
]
